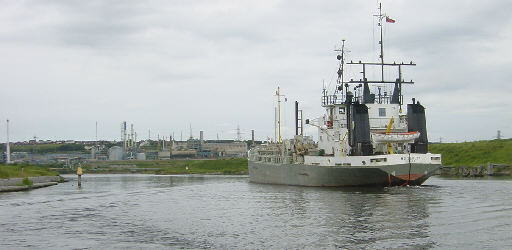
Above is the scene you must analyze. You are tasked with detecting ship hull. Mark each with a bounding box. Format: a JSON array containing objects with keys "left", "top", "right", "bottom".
[{"left": 248, "top": 161, "right": 440, "bottom": 187}]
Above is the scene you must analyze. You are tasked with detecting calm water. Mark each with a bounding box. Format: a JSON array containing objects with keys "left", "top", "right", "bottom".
[{"left": 0, "top": 174, "right": 511, "bottom": 249}]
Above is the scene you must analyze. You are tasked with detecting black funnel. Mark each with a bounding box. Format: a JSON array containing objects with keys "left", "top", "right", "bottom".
[
  {"left": 350, "top": 104, "right": 373, "bottom": 156},
  {"left": 407, "top": 103, "right": 428, "bottom": 153}
]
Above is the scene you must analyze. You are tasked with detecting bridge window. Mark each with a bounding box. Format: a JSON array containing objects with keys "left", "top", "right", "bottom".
[
  {"left": 379, "top": 108, "right": 386, "bottom": 117},
  {"left": 339, "top": 107, "right": 345, "bottom": 114}
]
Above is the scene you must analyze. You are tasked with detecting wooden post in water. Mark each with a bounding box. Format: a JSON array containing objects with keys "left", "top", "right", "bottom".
[{"left": 77, "top": 166, "right": 83, "bottom": 188}]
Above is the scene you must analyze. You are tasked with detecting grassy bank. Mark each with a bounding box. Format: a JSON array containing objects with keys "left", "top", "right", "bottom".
[
  {"left": 0, "top": 164, "right": 60, "bottom": 179},
  {"left": 0, "top": 143, "right": 88, "bottom": 153},
  {"left": 83, "top": 158, "right": 248, "bottom": 175},
  {"left": 430, "top": 139, "right": 512, "bottom": 167}
]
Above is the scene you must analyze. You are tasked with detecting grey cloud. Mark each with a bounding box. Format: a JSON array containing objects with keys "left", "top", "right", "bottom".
[{"left": 0, "top": 0, "right": 510, "bottom": 142}]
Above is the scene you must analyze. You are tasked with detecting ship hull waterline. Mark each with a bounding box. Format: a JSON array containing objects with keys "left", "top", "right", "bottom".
[{"left": 248, "top": 161, "right": 441, "bottom": 187}]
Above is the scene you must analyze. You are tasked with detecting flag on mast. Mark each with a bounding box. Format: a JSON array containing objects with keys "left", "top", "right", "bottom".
[{"left": 386, "top": 16, "right": 396, "bottom": 23}]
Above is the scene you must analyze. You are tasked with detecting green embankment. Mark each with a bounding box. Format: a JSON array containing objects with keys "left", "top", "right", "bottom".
[
  {"left": 84, "top": 158, "right": 249, "bottom": 175},
  {"left": 0, "top": 164, "right": 60, "bottom": 179},
  {"left": 0, "top": 143, "right": 87, "bottom": 153},
  {"left": 429, "top": 139, "right": 512, "bottom": 167}
]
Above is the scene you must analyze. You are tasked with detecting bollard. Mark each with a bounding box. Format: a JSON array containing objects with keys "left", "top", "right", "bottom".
[{"left": 77, "top": 166, "right": 83, "bottom": 188}]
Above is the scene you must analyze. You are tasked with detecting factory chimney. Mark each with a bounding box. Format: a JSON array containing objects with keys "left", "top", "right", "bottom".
[
  {"left": 251, "top": 130, "right": 255, "bottom": 146},
  {"left": 6, "top": 119, "right": 10, "bottom": 164},
  {"left": 121, "top": 121, "right": 127, "bottom": 149},
  {"left": 130, "top": 124, "right": 134, "bottom": 147}
]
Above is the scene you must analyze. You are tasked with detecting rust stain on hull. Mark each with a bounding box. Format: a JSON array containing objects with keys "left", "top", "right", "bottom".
[{"left": 396, "top": 174, "right": 424, "bottom": 181}]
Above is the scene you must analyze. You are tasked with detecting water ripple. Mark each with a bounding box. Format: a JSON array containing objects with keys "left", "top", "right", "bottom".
[{"left": 1, "top": 175, "right": 511, "bottom": 249}]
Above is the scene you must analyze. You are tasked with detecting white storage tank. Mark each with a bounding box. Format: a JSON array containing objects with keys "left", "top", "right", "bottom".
[{"left": 108, "top": 146, "right": 125, "bottom": 161}]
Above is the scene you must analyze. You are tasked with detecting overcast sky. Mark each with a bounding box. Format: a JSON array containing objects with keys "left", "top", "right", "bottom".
[{"left": 1, "top": 0, "right": 511, "bottom": 143}]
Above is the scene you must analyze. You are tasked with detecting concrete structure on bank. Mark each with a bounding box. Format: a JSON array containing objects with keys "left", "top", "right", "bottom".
[
  {"left": 0, "top": 176, "right": 62, "bottom": 192},
  {"left": 202, "top": 140, "right": 248, "bottom": 158},
  {"left": 169, "top": 139, "right": 247, "bottom": 158}
]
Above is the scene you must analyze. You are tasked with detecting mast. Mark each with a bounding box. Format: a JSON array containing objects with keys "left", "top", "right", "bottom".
[
  {"left": 345, "top": 3, "right": 415, "bottom": 105},
  {"left": 274, "top": 107, "right": 277, "bottom": 142},
  {"left": 341, "top": 40, "right": 346, "bottom": 93},
  {"left": 335, "top": 39, "right": 347, "bottom": 97},
  {"left": 275, "top": 87, "right": 285, "bottom": 143},
  {"left": 377, "top": 3, "right": 385, "bottom": 82}
]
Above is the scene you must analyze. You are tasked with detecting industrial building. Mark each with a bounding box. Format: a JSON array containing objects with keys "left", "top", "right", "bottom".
[
  {"left": 1, "top": 123, "right": 255, "bottom": 165},
  {"left": 104, "top": 124, "right": 252, "bottom": 161}
]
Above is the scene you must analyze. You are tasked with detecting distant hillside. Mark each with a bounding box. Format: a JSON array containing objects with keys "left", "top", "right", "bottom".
[
  {"left": 2, "top": 143, "right": 87, "bottom": 153},
  {"left": 429, "top": 139, "right": 512, "bottom": 167}
]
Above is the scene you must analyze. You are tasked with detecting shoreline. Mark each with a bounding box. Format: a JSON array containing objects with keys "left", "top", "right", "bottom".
[
  {"left": 0, "top": 176, "right": 64, "bottom": 193},
  {"left": 439, "top": 163, "right": 511, "bottom": 178},
  {"left": 65, "top": 170, "right": 249, "bottom": 175}
]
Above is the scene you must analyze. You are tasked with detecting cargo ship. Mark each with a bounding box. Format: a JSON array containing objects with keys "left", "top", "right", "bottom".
[{"left": 248, "top": 4, "right": 442, "bottom": 187}]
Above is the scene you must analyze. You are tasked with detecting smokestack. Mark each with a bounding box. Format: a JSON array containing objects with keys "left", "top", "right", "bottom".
[
  {"left": 6, "top": 119, "right": 10, "bottom": 164},
  {"left": 130, "top": 124, "right": 134, "bottom": 147},
  {"left": 121, "top": 121, "right": 127, "bottom": 149},
  {"left": 200, "top": 131, "right": 204, "bottom": 142},
  {"left": 251, "top": 130, "right": 255, "bottom": 145},
  {"left": 408, "top": 103, "right": 428, "bottom": 153}
]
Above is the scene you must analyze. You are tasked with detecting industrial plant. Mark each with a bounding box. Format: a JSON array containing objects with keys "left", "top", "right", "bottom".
[
  {"left": 95, "top": 121, "right": 251, "bottom": 161},
  {"left": 2, "top": 121, "right": 257, "bottom": 165}
]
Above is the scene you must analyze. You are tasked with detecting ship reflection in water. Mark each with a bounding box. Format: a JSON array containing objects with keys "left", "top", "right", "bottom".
[
  {"left": 253, "top": 183, "right": 437, "bottom": 249},
  {"left": 0, "top": 175, "right": 511, "bottom": 249}
]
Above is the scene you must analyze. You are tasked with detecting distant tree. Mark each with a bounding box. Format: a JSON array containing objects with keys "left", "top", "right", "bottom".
[{"left": 57, "top": 144, "right": 85, "bottom": 152}]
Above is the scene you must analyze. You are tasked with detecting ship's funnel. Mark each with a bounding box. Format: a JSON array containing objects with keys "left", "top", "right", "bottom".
[
  {"left": 391, "top": 81, "right": 400, "bottom": 104},
  {"left": 346, "top": 91, "right": 353, "bottom": 104},
  {"left": 350, "top": 104, "right": 373, "bottom": 156},
  {"left": 363, "top": 81, "right": 375, "bottom": 104},
  {"left": 407, "top": 103, "right": 428, "bottom": 153}
]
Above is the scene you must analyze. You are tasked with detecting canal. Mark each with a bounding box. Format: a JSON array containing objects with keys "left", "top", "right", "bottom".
[{"left": 1, "top": 174, "right": 511, "bottom": 249}]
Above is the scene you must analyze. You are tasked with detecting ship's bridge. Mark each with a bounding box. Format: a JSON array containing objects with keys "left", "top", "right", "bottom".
[
  {"left": 321, "top": 93, "right": 345, "bottom": 106},
  {"left": 321, "top": 92, "right": 407, "bottom": 132}
]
